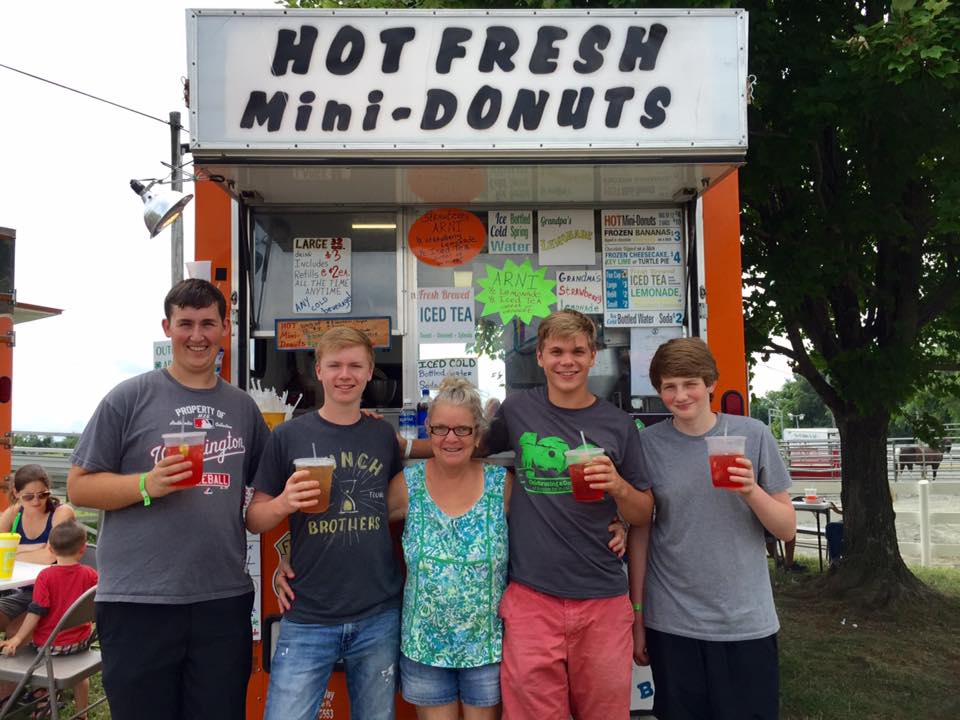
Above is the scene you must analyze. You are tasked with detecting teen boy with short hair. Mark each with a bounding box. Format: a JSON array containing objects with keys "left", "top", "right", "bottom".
[
  {"left": 481, "top": 309, "right": 653, "bottom": 720},
  {"left": 247, "top": 327, "right": 403, "bottom": 720},
  {"left": 68, "top": 279, "right": 269, "bottom": 720},
  {"left": 628, "top": 337, "right": 795, "bottom": 720}
]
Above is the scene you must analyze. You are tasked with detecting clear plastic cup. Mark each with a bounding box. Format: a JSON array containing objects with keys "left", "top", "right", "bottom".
[
  {"left": 162, "top": 431, "right": 206, "bottom": 487},
  {"left": 704, "top": 435, "right": 747, "bottom": 488},
  {"left": 564, "top": 447, "right": 606, "bottom": 502},
  {"left": 294, "top": 457, "right": 335, "bottom": 513},
  {"left": 805, "top": 487, "right": 819, "bottom": 503},
  {"left": 0, "top": 533, "right": 19, "bottom": 579}
]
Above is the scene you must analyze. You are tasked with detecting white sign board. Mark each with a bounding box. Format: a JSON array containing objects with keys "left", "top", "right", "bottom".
[
  {"left": 188, "top": 9, "right": 748, "bottom": 155},
  {"left": 418, "top": 358, "right": 479, "bottom": 392},
  {"left": 556, "top": 269, "right": 603, "bottom": 314},
  {"left": 603, "top": 209, "right": 684, "bottom": 327},
  {"left": 153, "top": 340, "right": 173, "bottom": 370},
  {"left": 538, "top": 210, "right": 595, "bottom": 266},
  {"left": 418, "top": 287, "right": 476, "bottom": 344},
  {"left": 488, "top": 210, "right": 533, "bottom": 254},
  {"left": 293, "top": 237, "right": 352, "bottom": 314}
]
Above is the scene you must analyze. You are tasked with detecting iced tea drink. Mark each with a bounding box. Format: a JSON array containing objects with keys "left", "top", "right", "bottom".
[
  {"left": 704, "top": 435, "right": 746, "bottom": 489},
  {"left": 564, "top": 447, "right": 606, "bottom": 502},
  {"left": 162, "top": 431, "right": 206, "bottom": 487},
  {"left": 294, "top": 457, "right": 335, "bottom": 513}
]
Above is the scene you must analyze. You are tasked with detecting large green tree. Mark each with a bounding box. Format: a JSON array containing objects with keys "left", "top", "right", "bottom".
[{"left": 286, "top": 0, "right": 960, "bottom": 607}]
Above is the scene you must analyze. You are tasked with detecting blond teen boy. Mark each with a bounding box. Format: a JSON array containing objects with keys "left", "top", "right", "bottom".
[
  {"left": 480, "top": 309, "right": 653, "bottom": 720},
  {"left": 247, "top": 327, "right": 403, "bottom": 720},
  {"left": 628, "top": 337, "right": 796, "bottom": 720}
]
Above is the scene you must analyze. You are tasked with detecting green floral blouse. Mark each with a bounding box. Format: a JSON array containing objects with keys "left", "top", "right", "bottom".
[{"left": 400, "top": 461, "right": 508, "bottom": 668}]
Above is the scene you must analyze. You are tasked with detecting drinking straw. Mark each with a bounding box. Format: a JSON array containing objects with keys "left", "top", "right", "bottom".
[
  {"left": 580, "top": 430, "right": 587, "bottom": 449},
  {"left": 312, "top": 443, "right": 318, "bottom": 459}
]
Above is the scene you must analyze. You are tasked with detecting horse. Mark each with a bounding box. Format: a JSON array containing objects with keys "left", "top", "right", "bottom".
[{"left": 897, "top": 440, "right": 953, "bottom": 480}]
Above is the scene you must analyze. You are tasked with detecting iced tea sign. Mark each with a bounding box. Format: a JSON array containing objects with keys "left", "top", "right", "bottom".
[
  {"left": 602, "top": 209, "right": 683, "bottom": 327},
  {"left": 418, "top": 287, "right": 476, "bottom": 344},
  {"left": 293, "top": 237, "right": 352, "bottom": 314}
]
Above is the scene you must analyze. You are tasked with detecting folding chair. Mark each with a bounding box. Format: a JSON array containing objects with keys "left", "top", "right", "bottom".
[{"left": 0, "top": 585, "right": 105, "bottom": 720}]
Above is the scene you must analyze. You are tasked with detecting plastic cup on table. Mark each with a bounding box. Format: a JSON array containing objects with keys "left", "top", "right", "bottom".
[
  {"left": 564, "top": 447, "right": 606, "bottom": 502},
  {"left": 161, "top": 431, "right": 206, "bottom": 487},
  {"left": 0, "top": 533, "right": 20, "bottom": 579},
  {"left": 294, "top": 456, "right": 335, "bottom": 513},
  {"left": 805, "top": 487, "right": 819, "bottom": 503},
  {"left": 704, "top": 435, "right": 747, "bottom": 489}
]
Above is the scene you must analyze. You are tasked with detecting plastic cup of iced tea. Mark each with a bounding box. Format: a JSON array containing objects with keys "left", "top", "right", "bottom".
[
  {"left": 565, "top": 447, "right": 606, "bottom": 502},
  {"left": 704, "top": 435, "right": 747, "bottom": 489},
  {"left": 162, "top": 431, "right": 206, "bottom": 487},
  {"left": 294, "top": 457, "right": 335, "bottom": 514}
]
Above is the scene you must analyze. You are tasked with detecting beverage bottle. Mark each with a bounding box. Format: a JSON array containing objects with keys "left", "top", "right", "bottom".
[
  {"left": 416, "top": 387, "right": 431, "bottom": 439},
  {"left": 215, "top": 347, "right": 224, "bottom": 376},
  {"left": 399, "top": 400, "right": 417, "bottom": 440}
]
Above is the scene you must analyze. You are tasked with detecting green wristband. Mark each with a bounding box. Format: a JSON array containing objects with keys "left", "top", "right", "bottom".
[
  {"left": 632, "top": 602, "right": 643, "bottom": 613},
  {"left": 139, "top": 472, "right": 152, "bottom": 507}
]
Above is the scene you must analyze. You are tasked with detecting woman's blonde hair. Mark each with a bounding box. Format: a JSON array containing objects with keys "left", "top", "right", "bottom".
[{"left": 428, "top": 376, "right": 486, "bottom": 433}]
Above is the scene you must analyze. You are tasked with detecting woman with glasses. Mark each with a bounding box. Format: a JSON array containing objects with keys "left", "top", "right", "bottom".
[
  {"left": 388, "top": 376, "right": 510, "bottom": 720},
  {"left": 0, "top": 464, "right": 77, "bottom": 635}
]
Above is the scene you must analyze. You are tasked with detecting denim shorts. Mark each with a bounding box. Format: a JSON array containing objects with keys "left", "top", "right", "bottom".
[{"left": 400, "top": 654, "right": 501, "bottom": 708}]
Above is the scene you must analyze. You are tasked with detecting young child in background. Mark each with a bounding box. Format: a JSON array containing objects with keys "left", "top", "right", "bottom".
[{"left": 0, "top": 520, "right": 98, "bottom": 714}]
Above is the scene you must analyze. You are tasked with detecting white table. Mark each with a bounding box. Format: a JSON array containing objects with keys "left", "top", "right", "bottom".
[{"left": 0, "top": 561, "right": 47, "bottom": 592}]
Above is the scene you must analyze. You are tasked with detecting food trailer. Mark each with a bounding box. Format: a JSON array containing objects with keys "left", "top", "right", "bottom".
[{"left": 185, "top": 7, "right": 750, "bottom": 717}]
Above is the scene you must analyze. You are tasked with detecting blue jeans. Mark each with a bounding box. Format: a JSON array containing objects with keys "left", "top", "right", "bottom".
[{"left": 265, "top": 608, "right": 400, "bottom": 720}]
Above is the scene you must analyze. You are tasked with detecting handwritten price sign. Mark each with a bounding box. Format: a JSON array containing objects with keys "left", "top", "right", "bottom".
[
  {"left": 293, "top": 237, "right": 352, "bottom": 314},
  {"left": 409, "top": 209, "right": 486, "bottom": 267}
]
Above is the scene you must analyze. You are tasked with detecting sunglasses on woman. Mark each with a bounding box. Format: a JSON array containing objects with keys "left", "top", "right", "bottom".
[{"left": 19, "top": 491, "right": 52, "bottom": 502}]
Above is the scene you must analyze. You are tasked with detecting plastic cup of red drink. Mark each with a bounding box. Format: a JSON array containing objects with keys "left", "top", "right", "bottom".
[
  {"left": 705, "top": 435, "right": 747, "bottom": 489},
  {"left": 161, "top": 431, "right": 206, "bottom": 487},
  {"left": 804, "top": 487, "right": 819, "bottom": 503},
  {"left": 565, "top": 447, "right": 606, "bottom": 502}
]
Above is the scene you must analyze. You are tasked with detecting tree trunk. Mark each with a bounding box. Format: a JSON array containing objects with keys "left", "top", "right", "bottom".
[{"left": 824, "top": 411, "right": 930, "bottom": 608}]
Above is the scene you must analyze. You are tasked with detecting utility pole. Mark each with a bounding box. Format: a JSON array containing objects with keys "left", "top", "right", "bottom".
[{"left": 170, "top": 111, "right": 183, "bottom": 285}]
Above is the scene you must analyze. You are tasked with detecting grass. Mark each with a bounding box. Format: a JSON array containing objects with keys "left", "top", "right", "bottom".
[{"left": 775, "top": 564, "right": 960, "bottom": 720}]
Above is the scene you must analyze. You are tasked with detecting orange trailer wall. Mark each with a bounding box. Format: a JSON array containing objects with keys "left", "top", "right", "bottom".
[{"left": 702, "top": 171, "right": 748, "bottom": 412}]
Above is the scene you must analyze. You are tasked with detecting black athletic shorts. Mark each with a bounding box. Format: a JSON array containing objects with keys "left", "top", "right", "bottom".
[{"left": 646, "top": 627, "right": 780, "bottom": 720}]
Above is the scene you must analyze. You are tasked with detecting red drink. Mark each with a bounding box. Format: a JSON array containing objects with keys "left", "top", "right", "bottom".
[
  {"left": 709, "top": 453, "right": 741, "bottom": 488},
  {"left": 569, "top": 463, "right": 604, "bottom": 502},
  {"left": 164, "top": 442, "right": 205, "bottom": 487}
]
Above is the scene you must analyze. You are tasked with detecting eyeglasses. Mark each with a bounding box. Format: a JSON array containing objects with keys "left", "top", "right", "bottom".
[
  {"left": 428, "top": 425, "right": 475, "bottom": 437},
  {"left": 20, "top": 491, "right": 51, "bottom": 502}
]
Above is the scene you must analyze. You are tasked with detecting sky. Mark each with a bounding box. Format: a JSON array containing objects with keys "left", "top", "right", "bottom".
[{"left": 0, "top": 0, "right": 790, "bottom": 433}]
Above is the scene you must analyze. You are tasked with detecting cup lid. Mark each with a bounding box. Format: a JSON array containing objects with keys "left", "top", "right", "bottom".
[{"left": 294, "top": 456, "right": 335, "bottom": 466}]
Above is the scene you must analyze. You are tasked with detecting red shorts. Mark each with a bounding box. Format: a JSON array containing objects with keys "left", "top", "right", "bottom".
[{"left": 498, "top": 581, "right": 634, "bottom": 720}]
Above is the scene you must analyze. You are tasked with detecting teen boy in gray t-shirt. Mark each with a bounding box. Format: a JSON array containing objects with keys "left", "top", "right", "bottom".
[
  {"left": 68, "top": 280, "right": 268, "bottom": 720},
  {"left": 628, "top": 338, "right": 795, "bottom": 720}
]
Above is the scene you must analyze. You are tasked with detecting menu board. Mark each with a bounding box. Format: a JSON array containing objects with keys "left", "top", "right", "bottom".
[
  {"left": 602, "top": 209, "right": 684, "bottom": 327},
  {"left": 487, "top": 210, "right": 533, "bottom": 254},
  {"left": 275, "top": 317, "right": 391, "bottom": 351},
  {"left": 293, "top": 237, "right": 352, "bottom": 314}
]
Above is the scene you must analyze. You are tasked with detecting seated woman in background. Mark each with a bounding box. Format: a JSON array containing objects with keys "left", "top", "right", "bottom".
[{"left": 0, "top": 464, "right": 77, "bottom": 635}]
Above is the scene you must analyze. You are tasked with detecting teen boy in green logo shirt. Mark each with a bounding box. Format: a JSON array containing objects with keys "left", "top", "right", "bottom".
[{"left": 481, "top": 310, "right": 653, "bottom": 720}]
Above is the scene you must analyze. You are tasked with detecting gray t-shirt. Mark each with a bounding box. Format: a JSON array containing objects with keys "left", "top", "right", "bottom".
[
  {"left": 253, "top": 412, "right": 403, "bottom": 625},
  {"left": 71, "top": 369, "right": 269, "bottom": 604},
  {"left": 486, "top": 386, "right": 648, "bottom": 599},
  {"left": 640, "top": 413, "right": 791, "bottom": 641}
]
